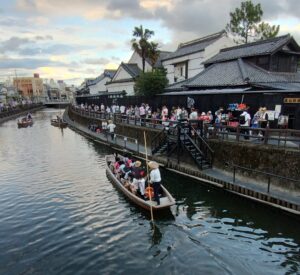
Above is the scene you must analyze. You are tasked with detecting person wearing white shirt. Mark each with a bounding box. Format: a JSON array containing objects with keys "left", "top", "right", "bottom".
[
  {"left": 149, "top": 161, "right": 161, "bottom": 205},
  {"left": 240, "top": 109, "right": 251, "bottom": 140},
  {"left": 107, "top": 120, "right": 116, "bottom": 140}
]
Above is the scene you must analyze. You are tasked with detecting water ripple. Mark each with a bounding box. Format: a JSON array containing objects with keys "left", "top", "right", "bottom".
[{"left": 0, "top": 109, "right": 299, "bottom": 274}]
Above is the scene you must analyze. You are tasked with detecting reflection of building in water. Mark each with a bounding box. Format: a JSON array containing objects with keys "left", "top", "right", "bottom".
[{"left": 13, "top": 73, "right": 44, "bottom": 100}]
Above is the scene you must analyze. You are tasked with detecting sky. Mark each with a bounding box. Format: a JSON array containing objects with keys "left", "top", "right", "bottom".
[{"left": 0, "top": 0, "right": 300, "bottom": 86}]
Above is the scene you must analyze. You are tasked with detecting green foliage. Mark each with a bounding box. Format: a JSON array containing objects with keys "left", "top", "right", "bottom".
[
  {"left": 257, "top": 22, "right": 280, "bottom": 39},
  {"left": 134, "top": 69, "right": 168, "bottom": 96},
  {"left": 226, "top": 0, "right": 280, "bottom": 43}
]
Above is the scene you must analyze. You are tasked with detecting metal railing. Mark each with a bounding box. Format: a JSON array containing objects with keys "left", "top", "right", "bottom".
[
  {"left": 190, "top": 125, "right": 214, "bottom": 168},
  {"left": 231, "top": 163, "right": 300, "bottom": 193},
  {"left": 88, "top": 127, "right": 140, "bottom": 153},
  {"left": 70, "top": 106, "right": 300, "bottom": 151},
  {"left": 181, "top": 132, "right": 206, "bottom": 169},
  {"left": 204, "top": 124, "right": 300, "bottom": 151}
]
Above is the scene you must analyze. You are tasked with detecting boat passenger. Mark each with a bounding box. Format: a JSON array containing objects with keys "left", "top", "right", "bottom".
[
  {"left": 131, "top": 161, "right": 146, "bottom": 199},
  {"left": 148, "top": 161, "right": 161, "bottom": 205}
]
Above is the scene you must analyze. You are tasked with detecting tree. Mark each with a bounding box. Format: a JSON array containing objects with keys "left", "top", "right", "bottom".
[
  {"left": 147, "top": 41, "right": 160, "bottom": 69},
  {"left": 131, "top": 25, "right": 154, "bottom": 72},
  {"left": 226, "top": 0, "right": 280, "bottom": 43},
  {"left": 134, "top": 69, "right": 168, "bottom": 96}
]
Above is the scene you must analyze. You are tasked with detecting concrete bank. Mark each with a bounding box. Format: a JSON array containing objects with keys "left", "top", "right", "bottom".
[
  {"left": 0, "top": 104, "right": 44, "bottom": 124},
  {"left": 65, "top": 109, "right": 300, "bottom": 216}
]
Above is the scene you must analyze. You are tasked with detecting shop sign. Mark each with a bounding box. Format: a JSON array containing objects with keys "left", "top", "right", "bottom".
[{"left": 284, "top": 98, "right": 300, "bottom": 103}]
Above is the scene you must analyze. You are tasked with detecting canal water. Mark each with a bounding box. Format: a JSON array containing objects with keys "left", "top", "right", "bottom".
[{"left": 0, "top": 109, "right": 300, "bottom": 275}]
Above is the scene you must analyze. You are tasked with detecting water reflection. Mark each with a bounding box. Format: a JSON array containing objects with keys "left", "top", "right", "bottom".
[{"left": 0, "top": 109, "right": 299, "bottom": 274}]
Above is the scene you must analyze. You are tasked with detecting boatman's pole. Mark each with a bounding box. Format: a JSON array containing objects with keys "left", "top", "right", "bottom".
[{"left": 144, "top": 131, "right": 154, "bottom": 222}]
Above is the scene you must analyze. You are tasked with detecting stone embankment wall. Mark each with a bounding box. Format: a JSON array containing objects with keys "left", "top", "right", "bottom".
[
  {"left": 0, "top": 104, "right": 44, "bottom": 124},
  {"left": 208, "top": 140, "right": 300, "bottom": 190}
]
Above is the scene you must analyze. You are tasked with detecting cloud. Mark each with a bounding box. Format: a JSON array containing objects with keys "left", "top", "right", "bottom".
[
  {"left": 0, "top": 36, "right": 33, "bottom": 53},
  {"left": 0, "top": 57, "right": 65, "bottom": 69},
  {"left": 35, "top": 35, "right": 53, "bottom": 40},
  {"left": 83, "top": 57, "right": 110, "bottom": 65},
  {"left": 19, "top": 44, "right": 81, "bottom": 56}
]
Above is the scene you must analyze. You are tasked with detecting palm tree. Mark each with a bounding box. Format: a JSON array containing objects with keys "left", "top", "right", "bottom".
[
  {"left": 147, "top": 41, "right": 160, "bottom": 69},
  {"left": 131, "top": 25, "right": 154, "bottom": 72}
]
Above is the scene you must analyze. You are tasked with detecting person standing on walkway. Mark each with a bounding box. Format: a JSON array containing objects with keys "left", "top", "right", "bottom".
[
  {"left": 240, "top": 108, "right": 251, "bottom": 140},
  {"left": 107, "top": 120, "right": 116, "bottom": 140},
  {"left": 148, "top": 161, "right": 161, "bottom": 206}
]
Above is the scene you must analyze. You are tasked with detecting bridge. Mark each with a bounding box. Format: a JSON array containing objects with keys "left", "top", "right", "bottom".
[{"left": 43, "top": 99, "right": 70, "bottom": 108}]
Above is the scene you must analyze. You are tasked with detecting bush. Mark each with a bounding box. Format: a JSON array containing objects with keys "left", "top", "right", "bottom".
[{"left": 134, "top": 69, "right": 168, "bottom": 96}]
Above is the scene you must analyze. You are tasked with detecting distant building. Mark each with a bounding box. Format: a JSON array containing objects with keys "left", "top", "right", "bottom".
[
  {"left": 76, "top": 70, "right": 116, "bottom": 96},
  {"left": 106, "top": 50, "right": 170, "bottom": 96},
  {"left": 13, "top": 73, "right": 44, "bottom": 100},
  {"left": 88, "top": 70, "right": 117, "bottom": 95},
  {"left": 162, "top": 30, "right": 235, "bottom": 85}
]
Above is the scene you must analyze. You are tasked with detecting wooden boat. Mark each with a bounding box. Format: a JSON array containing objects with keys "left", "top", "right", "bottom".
[
  {"left": 105, "top": 155, "right": 175, "bottom": 212},
  {"left": 50, "top": 117, "right": 68, "bottom": 128},
  {"left": 17, "top": 118, "right": 33, "bottom": 128}
]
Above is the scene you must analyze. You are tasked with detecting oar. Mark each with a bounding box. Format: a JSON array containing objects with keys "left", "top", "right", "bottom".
[{"left": 144, "top": 131, "right": 154, "bottom": 222}]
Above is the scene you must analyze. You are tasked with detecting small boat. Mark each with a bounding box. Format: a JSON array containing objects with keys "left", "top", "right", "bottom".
[
  {"left": 18, "top": 118, "right": 33, "bottom": 128},
  {"left": 50, "top": 117, "right": 68, "bottom": 128},
  {"left": 105, "top": 155, "right": 175, "bottom": 212}
]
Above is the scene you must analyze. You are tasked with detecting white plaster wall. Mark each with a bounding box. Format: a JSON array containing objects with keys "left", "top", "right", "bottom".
[
  {"left": 204, "top": 35, "right": 236, "bottom": 60},
  {"left": 162, "top": 35, "right": 236, "bottom": 84},
  {"left": 89, "top": 77, "right": 110, "bottom": 95},
  {"left": 106, "top": 81, "right": 135, "bottom": 96},
  {"left": 128, "top": 51, "right": 152, "bottom": 72},
  {"left": 113, "top": 66, "right": 132, "bottom": 81},
  {"left": 162, "top": 51, "right": 204, "bottom": 84}
]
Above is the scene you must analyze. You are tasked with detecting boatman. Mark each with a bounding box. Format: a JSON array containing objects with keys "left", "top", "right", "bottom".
[{"left": 148, "top": 161, "right": 161, "bottom": 205}]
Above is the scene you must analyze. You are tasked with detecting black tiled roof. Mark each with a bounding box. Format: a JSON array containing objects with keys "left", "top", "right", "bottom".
[
  {"left": 162, "top": 30, "right": 226, "bottom": 61},
  {"left": 186, "top": 60, "right": 246, "bottom": 87},
  {"left": 121, "top": 63, "right": 141, "bottom": 78},
  {"left": 204, "top": 34, "right": 295, "bottom": 65},
  {"left": 167, "top": 58, "right": 300, "bottom": 91},
  {"left": 153, "top": 51, "right": 172, "bottom": 68},
  {"left": 165, "top": 79, "right": 189, "bottom": 91}
]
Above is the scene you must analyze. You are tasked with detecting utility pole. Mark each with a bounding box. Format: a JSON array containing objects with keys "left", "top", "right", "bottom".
[{"left": 14, "top": 69, "right": 20, "bottom": 102}]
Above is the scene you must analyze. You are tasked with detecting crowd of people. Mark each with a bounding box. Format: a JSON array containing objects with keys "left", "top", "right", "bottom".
[
  {"left": 0, "top": 99, "right": 34, "bottom": 113},
  {"left": 80, "top": 102, "right": 272, "bottom": 135},
  {"left": 110, "top": 155, "right": 162, "bottom": 205},
  {"left": 78, "top": 102, "right": 215, "bottom": 124}
]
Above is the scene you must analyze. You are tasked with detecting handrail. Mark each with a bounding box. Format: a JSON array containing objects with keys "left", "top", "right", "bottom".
[
  {"left": 205, "top": 123, "right": 300, "bottom": 151},
  {"left": 182, "top": 132, "right": 204, "bottom": 169},
  {"left": 182, "top": 132, "right": 204, "bottom": 157},
  {"left": 229, "top": 163, "right": 300, "bottom": 193},
  {"left": 191, "top": 125, "right": 214, "bottom": 154},
  {"left": 151, "top": 130, "right": 167, "bottom": 154},
  {"left": 70, "top": 106, "right": 300, "bottom": 151},
  {"left": 190, "top": 126, "right": 214, "bottom": 168}
]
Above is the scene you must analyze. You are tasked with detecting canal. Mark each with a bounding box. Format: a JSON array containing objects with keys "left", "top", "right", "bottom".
[{"left": 0, "top": 109, "right": 299, "bottom": 274}]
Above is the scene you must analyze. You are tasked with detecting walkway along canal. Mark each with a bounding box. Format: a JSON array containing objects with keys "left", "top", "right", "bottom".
[
  {"left": 1, "top": 108, "right": 300, "bottom": 274},
  {"left": 66, "top": 106, "right": 300, "bottom": 216}
]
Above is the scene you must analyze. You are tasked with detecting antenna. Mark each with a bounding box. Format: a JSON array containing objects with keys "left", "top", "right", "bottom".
[{"left": 14, "top": 69, "right": 19, "bottom": 98}]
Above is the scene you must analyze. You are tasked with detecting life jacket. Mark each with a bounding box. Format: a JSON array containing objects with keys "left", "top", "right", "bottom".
[{"left": 145, "top": 187, "right": 154, "bottom": 199}]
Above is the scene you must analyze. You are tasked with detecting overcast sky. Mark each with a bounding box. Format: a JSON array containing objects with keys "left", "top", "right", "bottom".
[{"left": 0, "top": 0, "right": 299, "bottom": 85}]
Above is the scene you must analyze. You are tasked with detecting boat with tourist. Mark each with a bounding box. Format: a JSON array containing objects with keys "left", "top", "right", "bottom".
[
  {"left": 50, "top": 116, "right": 68, "bottom": 128},
  {"left": 17, "top": 117, "right": 33, "bottom": 128},
  {"left": 105, "top": 154, "right": 175, "bottom": 212}
]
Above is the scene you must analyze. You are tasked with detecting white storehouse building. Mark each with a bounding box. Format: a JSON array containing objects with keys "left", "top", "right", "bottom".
[
  {"left": 106, "top": 50, "right": 170, "bottom": 96},
  {"left": 162, "top": 30, "right": 235, "bottom": 85}
]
